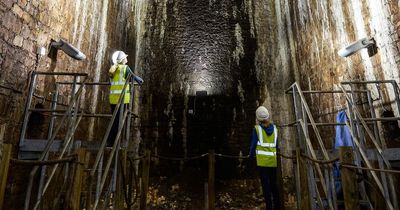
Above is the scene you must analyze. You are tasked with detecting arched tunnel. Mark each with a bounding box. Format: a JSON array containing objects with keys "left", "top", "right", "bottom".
[
  {"left": 140, "top": 0, "right": 260, "bottom": 176},
  {"left": 138, "top": 1, "right": 264, "bottom": 207},
  {"left": 1, "top": 0, "right": 400, "bottom": 209}
]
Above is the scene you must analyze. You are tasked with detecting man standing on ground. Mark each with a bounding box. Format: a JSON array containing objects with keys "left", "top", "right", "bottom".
[{"left": 249, "top": 106, "right": 281, "bottom": 210}]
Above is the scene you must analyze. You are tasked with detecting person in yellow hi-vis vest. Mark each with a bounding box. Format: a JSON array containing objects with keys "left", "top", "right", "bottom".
[
  {"left": 107, "top": 50, "right": 143, "bottom": 147},
  {"left": 249, "top": 106, "right": 281, "bottom": 210}
]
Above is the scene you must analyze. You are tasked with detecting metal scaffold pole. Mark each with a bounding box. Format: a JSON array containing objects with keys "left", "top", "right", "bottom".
[{"left": 285, "top": 80, "right": 400, "bottom": 210}]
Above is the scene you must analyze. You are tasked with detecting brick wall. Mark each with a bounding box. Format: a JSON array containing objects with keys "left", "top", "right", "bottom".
[
  {"left": 0, "top": 0, "right": 135, "bottom": 147},
  {"left": 250, "top": 0, "right": 400, "bottom": 144},
  {"left": 248, "top": 0, "right": 400, "bottom": 208},
  {"left": 0, "top": 1, "right": 135, "bottom": 208},
  {"left": 280, "top": 0, "right": 400, "bottom": 120},
  {"left": 1, "top": 0, "right": 399, "bottom": 208}
]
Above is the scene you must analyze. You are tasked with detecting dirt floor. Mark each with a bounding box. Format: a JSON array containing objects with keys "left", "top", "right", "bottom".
[{"left": 147, "top": 175, "right": 266, "bottom": 210}]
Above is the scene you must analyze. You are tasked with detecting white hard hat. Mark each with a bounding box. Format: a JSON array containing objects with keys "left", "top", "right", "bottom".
[
  {"left": 112, "top": 51, "right": 128, "bottom": 64},
  {"left": 256, "top": 106, "right": 270, "bottom": 121}
]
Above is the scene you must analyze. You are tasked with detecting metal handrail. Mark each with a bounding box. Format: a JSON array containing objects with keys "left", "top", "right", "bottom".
[
  {"left": 90, "top": 74, "right": 133, "bottom": 178},
  {"left": 341, "top": 80, "right": 400, "bottom": 121},
  {"left": 33, "top": 114, "right": 84, "bottom": 209},
  {"left": 19, "top": 71, "right": 88, "bottom": 147},
  {"left": 289, "top": 83, "right": 331, "bottom": 159},
  {"left": 23, "top": 76, "right": 87, "bottom": 210},
  {"left": 289, "top": 82, "right": 336, "bottom": 210},
  {"left": 92, "top": 107, "right": 130, "bottom": 209},
  {"left": 339, "top": 85, "right": 391, "bottom": 167},
  {"left": 340, "top": 84, "right": 397, "bottom": 210},
  {"left": 344, "top": 121, "right": 394, "bottom": 210},
  {"left": 90, "top": 74, "right": 133, "bottom": 209},
  {"left": 33, "top": 71, "right": 88, "bottom": 76},
  {"left": 298, "top": 120, "right": 333, "bottom": 210},
  {"left": 288, "top": 80, "right": 400, "bottom": 210},
  {"left": 19, "top": 71, "right": 140, "bottom": 210},
  {"left": 341, "top": 80, "right": 393, "bottom": 209}
]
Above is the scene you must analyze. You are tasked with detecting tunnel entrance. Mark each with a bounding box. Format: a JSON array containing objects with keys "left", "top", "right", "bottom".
[
  {"left": 187, "top": 91, "right": 237, "bottom": 179},
  {"left": 187, "top": 91, "right": 228, "bottom": 154}
]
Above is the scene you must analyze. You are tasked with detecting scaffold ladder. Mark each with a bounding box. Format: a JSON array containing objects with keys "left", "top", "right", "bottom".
[
  {"left": 286, "top": 80, "right": 400, "bottom": 210},
  {"left": 16, "top": 71, "right": 140, "bottom": 210}
]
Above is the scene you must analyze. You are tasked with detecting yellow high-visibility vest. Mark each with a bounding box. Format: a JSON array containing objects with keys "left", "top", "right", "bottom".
[
  {"left": 255, "top": 125, "right": 278, "bottom": 167},
  {"left": 109, "top": 65, "right": 130, "bottom": 104}
]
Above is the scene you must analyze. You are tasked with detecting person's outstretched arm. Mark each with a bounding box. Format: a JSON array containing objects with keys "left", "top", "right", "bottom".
[
  {"left": 249, "top": 128, "right": 258, "bottom": 157},
  {"left": 126, "top": 66, "right": 144, "bottom": 85}
]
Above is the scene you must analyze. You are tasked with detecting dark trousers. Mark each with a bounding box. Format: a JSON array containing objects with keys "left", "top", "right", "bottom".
[
  {"left": 107, "top": 104, "right": 125, "bottom": 147},
  {"left": 258, "top": 166, "right": 280, "bottom": 210}
]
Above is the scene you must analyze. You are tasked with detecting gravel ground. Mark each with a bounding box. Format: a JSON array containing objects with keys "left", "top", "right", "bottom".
[{"left": 147, "top": 176, "right": 266, "bottom": 210}]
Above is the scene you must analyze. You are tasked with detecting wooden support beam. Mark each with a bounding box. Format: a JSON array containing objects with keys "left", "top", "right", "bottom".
[
  {"left": 339, "top": 147, "right": 359, "bottom": 210},
  {"left": 86, "top": 153, "right": 93, "bottom": 210},
  {"left": 208, "top": 150, "right": 215, "bottom": 210},
  {"left": 140, "top": 149, "right": 150, "bottom": 210},
  {"left": 117, "top": 149, "right": 127, "bottom": 210},
  {"left": 297, "top": 147, "right": 311, "bottom": 210},
  {"left": 0, "top": 144, "right": 12, "bottom": 210},
  {"left": 84, "top": 152, "right": 92, "bottom": 210},
  {"left": 67, "top": 148, "right": 87, "bottom": 210}
]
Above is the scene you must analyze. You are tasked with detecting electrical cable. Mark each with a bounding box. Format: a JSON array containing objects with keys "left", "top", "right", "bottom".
[
  {"left": 119, "top": 155, "right": 139, "bottom": 208},
  {"left": 127, "top": 156, "right": 140, "bottom": 205}
]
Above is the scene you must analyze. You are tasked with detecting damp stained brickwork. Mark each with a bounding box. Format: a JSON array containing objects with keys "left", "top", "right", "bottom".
[
  {"left": 282, "top": 1, "right": 400, "bottom": 207},
  {"left": 137, "top": 0, "right": 297, "bottom": 208},
  {"left": 1, "top": 0, "right": 139, "bottom": 143},
  {"left": 1, "top": 0, "right": 400, "bottom": 209},
  {"left": 283, "top": 0, "right": 400, "bottom": 149},
  {"left": 140, "top": 0, "right": 263, "bottom": 173},
  {"left": 0, "top": 0, "right": 137, "bottom": 209}
]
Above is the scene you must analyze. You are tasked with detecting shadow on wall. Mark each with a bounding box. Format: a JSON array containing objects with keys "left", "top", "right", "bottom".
[
  {"left": 381, "top": 110, "right": 400, "bottom": 147},
  {"left": 26, "top": 103, "right": 46, "bottom": 139},
  {"left": 187, "top": 92, "right": 242, "bottom": 179},
  {"left": 187, "top": 92, "right": 232, "bottom": 154}
]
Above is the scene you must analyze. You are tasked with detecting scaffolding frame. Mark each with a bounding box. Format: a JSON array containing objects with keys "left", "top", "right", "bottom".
[
  {"left": 17, "top": 71, "right": 140, "bottom": 210},
  {"left": 286, "top": 80, "right": 400, "bottom": 210}
]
